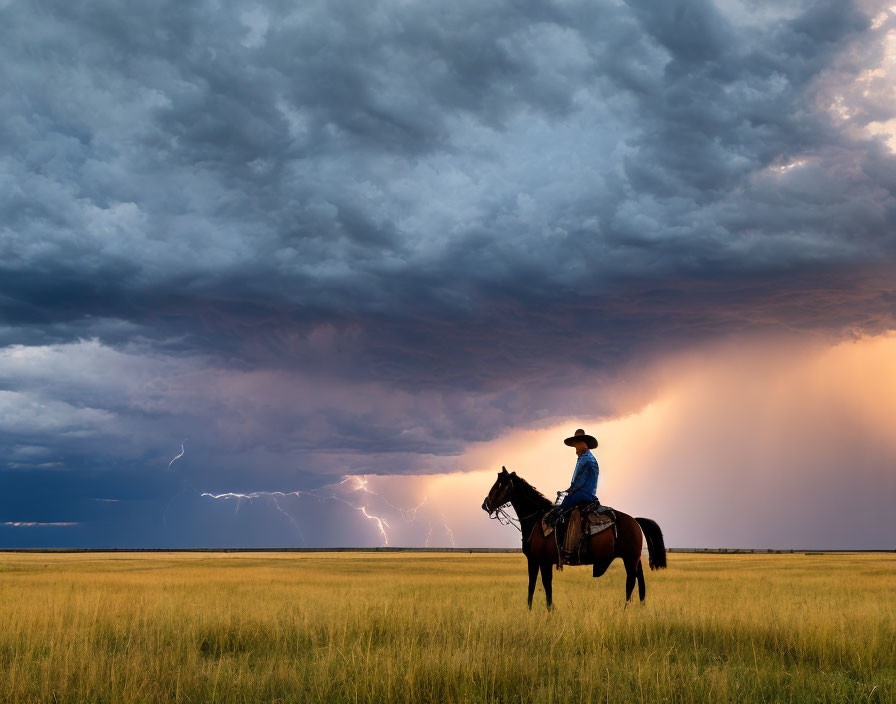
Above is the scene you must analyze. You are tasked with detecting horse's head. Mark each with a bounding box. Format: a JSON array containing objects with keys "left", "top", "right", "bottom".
[{"left": 482, "top": 466, "right": 515, "bottom": 515}]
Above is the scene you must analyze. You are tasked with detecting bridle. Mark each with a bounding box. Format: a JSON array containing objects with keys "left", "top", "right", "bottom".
[
  {"left": 489, "top": 503, "right": 522, "bottom": 532},
  {"left": 486, "top": 476, "right": 543, "bottom": 533}
]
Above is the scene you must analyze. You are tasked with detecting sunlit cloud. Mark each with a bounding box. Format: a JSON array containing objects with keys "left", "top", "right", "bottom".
[
  {"left": 402, "top": 332, "right": 896, "bottom": 549},
  {"left": 769, "top": 159, "right": 809, "bottom": 174}
]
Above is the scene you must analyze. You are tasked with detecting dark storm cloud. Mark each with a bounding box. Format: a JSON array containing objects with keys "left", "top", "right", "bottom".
[{"left": 2, "top": 0, "right": 896, "bottom": 545}]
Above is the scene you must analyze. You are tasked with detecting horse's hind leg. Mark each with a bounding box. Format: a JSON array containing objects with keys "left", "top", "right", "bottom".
[
  {"left": 527, "top": 558, "right": 539, "bottom": 610},
  {"left": 624, "top": 558, "right": 637, "bottom": 603},
  {"left": 636, "top": 558, "right": 645, "bottom": 602},
  {"left": 539, "top": 562, "right": 553, "bottom": 611}
]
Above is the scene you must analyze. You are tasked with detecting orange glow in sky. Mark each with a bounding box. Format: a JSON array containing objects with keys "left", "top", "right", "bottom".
[{"left": 364, "top": 332, "right": 896, "bottom": 549}]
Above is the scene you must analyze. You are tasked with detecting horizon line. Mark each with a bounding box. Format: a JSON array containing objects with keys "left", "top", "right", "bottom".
[{"left": 0, "top": 547, "right": 893, "bottom": 554}]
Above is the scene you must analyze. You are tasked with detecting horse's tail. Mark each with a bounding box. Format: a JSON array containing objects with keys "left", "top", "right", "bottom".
[{"left": 635, "top": 517, "right": 667, "bottom": 570}]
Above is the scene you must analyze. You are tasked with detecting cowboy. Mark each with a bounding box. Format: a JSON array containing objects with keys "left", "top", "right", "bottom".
[{"left": 545, "top": 428, "right": 599, "bottom": 526}]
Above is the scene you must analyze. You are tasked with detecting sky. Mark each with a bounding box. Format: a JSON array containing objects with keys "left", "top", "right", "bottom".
[{"left": 1, "top": 0, "right": 895, "bottom": 549}]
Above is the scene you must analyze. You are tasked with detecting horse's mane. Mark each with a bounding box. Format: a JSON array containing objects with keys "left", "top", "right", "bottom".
[{"left": 511, "top": 474, "right": 553, "bottom": 510}]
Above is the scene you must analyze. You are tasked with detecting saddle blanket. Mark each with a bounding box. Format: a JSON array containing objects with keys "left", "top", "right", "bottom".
[{"left": 542, "top": 503, "right": 616, "bottom": 538}]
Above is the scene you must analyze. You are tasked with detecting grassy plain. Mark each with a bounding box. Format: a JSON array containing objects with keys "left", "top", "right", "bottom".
[{"left": 0, "top": 551, "right": 893, "bottom": 703}]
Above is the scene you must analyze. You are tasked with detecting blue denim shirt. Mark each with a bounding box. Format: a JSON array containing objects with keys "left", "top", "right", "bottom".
[{"left": 560, "top": 449, "right": 599, "bottom": 508}]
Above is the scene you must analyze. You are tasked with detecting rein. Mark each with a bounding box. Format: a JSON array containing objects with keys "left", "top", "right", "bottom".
[
  {"left": 488, "top": 504, "right": 523, "bottom": 532},
  {"left": 487, "top": 477, "right": 546, "bottom": 533}
]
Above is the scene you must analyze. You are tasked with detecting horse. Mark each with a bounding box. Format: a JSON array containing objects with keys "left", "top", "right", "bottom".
[{"left": 481, "top": 467, "right": 666, "bottom": 610}]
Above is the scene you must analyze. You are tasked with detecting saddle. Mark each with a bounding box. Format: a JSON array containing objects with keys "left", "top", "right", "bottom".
[{"left": 543, "top": 502, "right": 616, "bottom": 568}]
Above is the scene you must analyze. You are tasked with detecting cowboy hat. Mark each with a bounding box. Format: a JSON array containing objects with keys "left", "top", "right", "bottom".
[{"left": 563, "top": 428, "right": 598, "bottom": 449}]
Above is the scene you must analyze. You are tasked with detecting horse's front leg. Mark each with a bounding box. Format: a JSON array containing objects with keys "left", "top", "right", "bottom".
[
  {"left": 539, "top": 561, "right": 553, "bottom": 611},
  {"left": 527, "top": 558, "right": 539, "bottom": 609}
]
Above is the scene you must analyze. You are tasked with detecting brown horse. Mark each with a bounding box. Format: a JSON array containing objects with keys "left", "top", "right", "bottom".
[{"left": 482, "top": 467, "right": 666, "bottom": 610}]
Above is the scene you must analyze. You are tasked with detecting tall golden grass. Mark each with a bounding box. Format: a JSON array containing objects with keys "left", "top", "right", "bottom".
[{"left": 0, "top": 552, "right": 892, "bottom": 703}]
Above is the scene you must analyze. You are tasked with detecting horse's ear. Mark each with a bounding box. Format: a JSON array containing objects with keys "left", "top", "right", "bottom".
[
  {"left": 500, "top": 466, "right": 508, "bottom": 475},
  {"left": 510, "top": 471, "right": 517, "bottom": 477}
]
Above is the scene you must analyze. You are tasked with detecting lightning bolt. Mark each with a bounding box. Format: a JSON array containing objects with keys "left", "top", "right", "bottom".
[
  {"left": 199, "top": 491, "right": 310, "bottom": 544},
  {"left": 167, "top": 439, "right": 186, "bottom": 470},
  {"left": 202, "top": 475, "right": 435, "bottom": 548},
  {"left": 200, "top": 490, "right": 316, "bottom": 500},
  {"left": 270, "top": 495, "right": 306, "bottom": 545},
  {"left": 360, "top": 506, "right": 390, "bottom": 545},
  {"left": 400, "top": 496, "right": 428, "bottom": 521},
  {"left": 339, "top": 475, "right": 427, "bottom": 522},
  {"left": 326, "top": 494, "right": 392, "bottom": 546},
  {"left": 440, "top": 511, "right": 456, "bottom": 548},
  {"left": 424, "top": 519, "right": 433, "bottom": 548}
]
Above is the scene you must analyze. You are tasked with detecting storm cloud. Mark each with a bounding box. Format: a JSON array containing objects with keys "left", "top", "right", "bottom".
[{"left": 2, "top": 0, "right": 896, "bottom": 546}]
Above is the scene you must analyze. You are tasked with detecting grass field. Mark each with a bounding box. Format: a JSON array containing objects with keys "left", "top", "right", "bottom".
[{"left": 0, "top": 552, "right": 893, "bottom": 703}]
